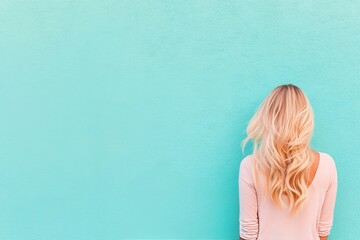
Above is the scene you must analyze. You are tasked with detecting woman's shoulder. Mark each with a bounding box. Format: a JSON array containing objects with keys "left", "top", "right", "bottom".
[
  {"left": 239, "top": 154, "right": 258, "bottom": 178},
  {"left": 239, "top": 154, "right": 257, "bottom": 183},
  {"left": 240, "top": 151, "right": 337, "bottom": 169},
  {"left": 240, "top": 154, "right": 255, "bottom": 167},
  {"left": 240, "top": 151, "right": 337, "bottom": 170},
  {"left": 318, "top": 151, "right": 337, "bottom": 186},
  {"left": 319, "top": 151, "right": 337, "bottom": 169}
]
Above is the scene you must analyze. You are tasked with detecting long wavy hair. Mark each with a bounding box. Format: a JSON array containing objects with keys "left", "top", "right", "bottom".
[{"left": 241, "top": 84, "right": 315, "bottom": 215}]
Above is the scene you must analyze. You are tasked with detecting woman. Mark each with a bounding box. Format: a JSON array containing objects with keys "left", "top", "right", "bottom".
[{"left": 239, "top": 84, "right": 337, "bottom": 240}]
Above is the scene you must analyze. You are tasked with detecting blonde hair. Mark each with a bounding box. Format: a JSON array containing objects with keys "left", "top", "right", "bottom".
[{"left": 241, "top": 84, "right": 315, "bottom": 215}]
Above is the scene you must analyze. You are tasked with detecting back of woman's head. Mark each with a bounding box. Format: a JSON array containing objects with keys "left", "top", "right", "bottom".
[{"left": 241, "top": 84, "right": 315, "bottom": 215}]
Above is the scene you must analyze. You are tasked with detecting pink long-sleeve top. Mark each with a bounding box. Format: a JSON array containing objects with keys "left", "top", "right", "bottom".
[{"left": 239, "top": 152, "right": 338, "bottom": 240}]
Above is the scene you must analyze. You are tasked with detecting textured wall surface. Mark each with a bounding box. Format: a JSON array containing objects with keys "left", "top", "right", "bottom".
[{"left": 0, "top": 1, "right": 359, "bottom": 239}]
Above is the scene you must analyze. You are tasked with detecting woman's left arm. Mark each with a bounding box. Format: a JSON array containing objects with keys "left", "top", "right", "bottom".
[{"left": 239, "top": 156, "right": 259, "bottom": 240}]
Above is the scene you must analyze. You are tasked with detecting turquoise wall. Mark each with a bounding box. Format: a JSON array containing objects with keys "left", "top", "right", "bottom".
[{"left": 0, "top": 1, "right": 358, "bottom": 239}]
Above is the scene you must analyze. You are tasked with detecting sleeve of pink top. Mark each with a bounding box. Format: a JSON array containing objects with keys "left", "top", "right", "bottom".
[
  {"left": 239, "top": 157, "right": 259, "bottom": 240},
  {"left": 318, "top": 157, "right": 338, "bottom": 237}
]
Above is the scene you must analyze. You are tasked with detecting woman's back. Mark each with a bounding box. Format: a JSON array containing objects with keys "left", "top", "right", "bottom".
[{"left": 239, "top": 151, "right": 338, "bottom": 240}]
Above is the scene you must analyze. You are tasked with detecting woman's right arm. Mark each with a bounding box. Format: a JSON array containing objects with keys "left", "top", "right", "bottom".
[{"left": 318, "top": 156, "right": 338, "bottom": 239}]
